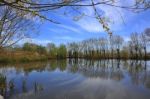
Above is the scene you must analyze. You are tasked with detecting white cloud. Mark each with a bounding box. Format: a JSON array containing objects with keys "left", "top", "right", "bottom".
[
  {"left": 76, "top": 17, "right": 104, "bottom": 33},
  {"left": 123, "top": 36, "right": 130, "bottom": 42},
  {"left": 20, "top": 38, "right": 52, "bottom": 45},
  {"left": 73, "top": 0, "right": 136, "bottom": 33},
  {"left": 72, "top": 78, "right": 141, "bottom": 99},
  {"left": 47, "top": 0, "right": 137, "bottom": 34},
  {"left": 54, "top": 36, "right": 81, "bottom": 42},
  {"left": 57, "top": 24, "right": 83, "bottom": 34},
  {"left": 73, "top": 6, "right": 104, "bottom": 33},
  {"left": 48, "top": 24, "right": 84, "bottom": 34},
  {"left": 54, "top": 36, "right": 73, "bottom": 40}
]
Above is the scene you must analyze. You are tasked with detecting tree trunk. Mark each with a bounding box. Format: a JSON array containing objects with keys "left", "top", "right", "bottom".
[
  {"left": 130, "top": 50, "right": 133, "bottom": 59},
  {"left": 117, "top": 49, "right": 120, "bottom": 59},
  {"left": 103, "top": 50, "right": 105, "bottom": 59},
  {"left": 111, "top": 49, "right": 113, "bottom": 59},
  {"left": 135, "top": 48, "right": 138, "bottom": 60},
  {"left": 144, "top": 47, "right": 147, "bottom": 60}
]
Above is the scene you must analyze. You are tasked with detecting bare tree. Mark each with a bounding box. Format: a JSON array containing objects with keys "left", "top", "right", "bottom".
[
  {"left": 140, "top": 29, "right": 150, "bottom": 60},
  {"left": 0, "top": 0, "right": 149, "bottom": 19},
  {"left": 99, "top": 37, "right": 108, "bottom": 59},
  {"left": 128, "top": 41, "right": 134, "bottom": 59},
  {"left": 0, "top": 6, "right": 35, "bottom": 49},
  {"left": 130, "top": 32, "right": 140, "bottom": 59},
  {"left": 109, "top": 35, "right": 115, "bottom": 59},
  {"left": 113, "top": 35, "right": 124, "bottom": 59},
  {"left": 95, "top": 39, "right": 100, "bottom": 58},
  {"left": 65, "top": 30, "right": 150, "bottom": 60},
  {"left": 67, "top": 42, "right": 79, "bottom": 58},
  {"left": 81, "top": 40, "right": 88, "bottom": 57},
  {"left": 0, "top": 0, "right": 149, "bottom": 36},
  {"left": 144, "top": 28, "right": 150, "bottom": 36}
]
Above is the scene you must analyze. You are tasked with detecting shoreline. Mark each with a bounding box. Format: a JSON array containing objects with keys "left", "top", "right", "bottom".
[{"left": 0, "top": 57, "right": 149, "bottom": 64}]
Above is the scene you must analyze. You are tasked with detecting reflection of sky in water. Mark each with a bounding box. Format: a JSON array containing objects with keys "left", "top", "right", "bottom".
[{"left": 0, "top": 60, "right": 150, "bottom": 99}]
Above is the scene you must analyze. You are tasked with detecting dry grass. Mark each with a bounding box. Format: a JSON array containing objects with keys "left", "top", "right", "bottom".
[{"left": 0, "top": 51, "right": 48, "bottom": 63}]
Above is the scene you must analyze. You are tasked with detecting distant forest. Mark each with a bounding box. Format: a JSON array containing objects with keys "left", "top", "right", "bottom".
[{"left": 0, "top": 28, "right": 150, "bottom": 63}]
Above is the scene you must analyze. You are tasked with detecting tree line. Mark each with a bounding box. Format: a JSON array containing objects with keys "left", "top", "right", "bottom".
[
  {"left": 5, "top": 27, "right": 149, "bottom": 60},
  {"left": 17, "top": 43, "right": 67, "bottom": 59},
  {"left": 67, "top": 28, "right": 150, "bottom": 60},
  {"left": 0, "top": 42, "right": 67, "bottom": 63}
]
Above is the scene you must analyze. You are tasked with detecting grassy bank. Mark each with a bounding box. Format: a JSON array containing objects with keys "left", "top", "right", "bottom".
[{"left": 0, "top": 51, "right": 48, "bottom": 63}]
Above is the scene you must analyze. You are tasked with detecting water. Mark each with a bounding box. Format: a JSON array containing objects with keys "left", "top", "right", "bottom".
[{"left": 0, "top": 59, "right": 150, "bottom": 99}]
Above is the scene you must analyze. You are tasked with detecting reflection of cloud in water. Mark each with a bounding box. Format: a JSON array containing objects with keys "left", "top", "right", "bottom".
[
  {"left": 1, "top": 60, "right": 150, "bottom": 99},
  {"left": 6, "top": 73, "right": 150, "bottom": 99},
  {"left": 70, "top": 78, "right": 150, "bottom": 99},
  {"left": 10, "top": 90, "right": 34, "bottom": 99}
]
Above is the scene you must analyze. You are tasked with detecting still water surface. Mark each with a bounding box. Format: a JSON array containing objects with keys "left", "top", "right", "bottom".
[{"left": 0, "top": 59, "right": 150, "bottom": 99}]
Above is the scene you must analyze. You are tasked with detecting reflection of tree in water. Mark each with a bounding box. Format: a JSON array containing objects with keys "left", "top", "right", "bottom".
[
  {"left": 1, "top": 59, "right": 150, "bottom": 98},
  {"left": 125, "top": 60, "right": 146, "bottom": 85},
  {"left": 57, "top": 60, "right": 67, "bottom": 71},
  {"left": 122, "top": 60, "right": 150, "bottom": 89},
  {"left": 0, "top": 62, "right": 48, "bottom": 76},
  {"left": 22, "top": 62, "right": 48, "bottom": 75},
  {"left": 69, "top": 59, "right": 79, "bottom": 73},
  {"left": 49, "top": 60, "right": 67, "bottom": 71},
  {"left": 68, "top": 59, "right": 124, "bottom": 81},
  {"left": 50, "top": 60, "right": 58, "bottom": 70},
  {"left": 68, "top": 59, "right": 150, "bottom": 88},
  {"left": 110, "top": 60, "right": 124, "bottom": 81}
]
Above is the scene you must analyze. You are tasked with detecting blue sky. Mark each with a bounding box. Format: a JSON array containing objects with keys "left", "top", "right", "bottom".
[{"left": 23, "top": 1, "right": 150, "bottom": 46}]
